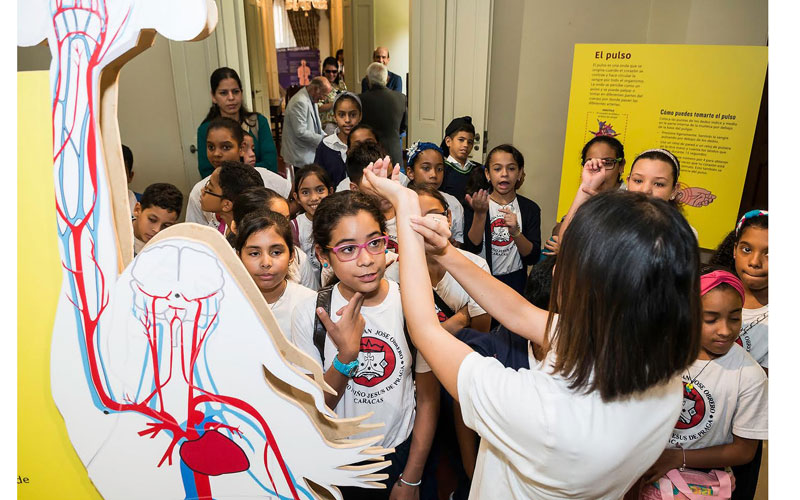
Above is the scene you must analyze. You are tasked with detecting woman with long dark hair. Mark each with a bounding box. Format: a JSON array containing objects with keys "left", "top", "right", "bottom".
[
  {"left": 196, "top": 67, "right": 278, "bottom": 177},
  {"left": 359, "top": 157, "right": 701, "bottom": 499}
]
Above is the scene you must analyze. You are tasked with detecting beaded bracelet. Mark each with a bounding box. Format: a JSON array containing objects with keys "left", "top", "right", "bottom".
[{"left": 398, "top": 473, "right": 421, "bottom": 487}]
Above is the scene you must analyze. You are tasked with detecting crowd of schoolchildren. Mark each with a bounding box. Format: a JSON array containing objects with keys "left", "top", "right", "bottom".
[{"left": 125, "top": 66, "right": 767, "bottom": 500}]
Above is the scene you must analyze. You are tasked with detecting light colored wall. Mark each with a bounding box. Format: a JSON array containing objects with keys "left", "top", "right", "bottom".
[
  {"left": 117, "top": 35, "right": 187, "bottom": 203},
  {"left": 494, "top": 0, "right": 768, "bottom": 239},
  {"left": 18, "top": 36, "right": 188, "bottom": 215},
  {"left": 374, "top": 0, "right": 409, "bottom": 88},
  {"left": 318, "top": 8, "right": 332, "bottom": 61}
]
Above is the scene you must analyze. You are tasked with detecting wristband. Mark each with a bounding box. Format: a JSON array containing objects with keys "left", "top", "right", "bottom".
[
  {"left": 398, "top": 473, "right": 421, "bottom": 487},
  {"left": 510, "top": 226, "right": 521, "bottom": 237},
  {"left": 333, "top": 354, "right": 359, "bottom": 378},
  {"left": 678, "top": 445, "right": 686, "bottom": 472}
]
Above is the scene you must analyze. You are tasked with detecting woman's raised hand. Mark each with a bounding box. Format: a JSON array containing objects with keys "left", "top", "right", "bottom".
[
  {"left": 409, "top": 213, "right": 452, "bottom": 257},
  {"left": 580, "top": 158, "right": 607, "bottom": 196}
]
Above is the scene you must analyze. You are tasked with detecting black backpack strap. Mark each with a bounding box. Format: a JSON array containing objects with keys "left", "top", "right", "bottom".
[
  {"left": 403, "top": 322, "right": 417, "bottom": 379},
  {"left": 432, "top": 288, "right": 456, "bottom": 321},
  {"left": 312, "top": 284, "right": 335, "bottom": 366}
]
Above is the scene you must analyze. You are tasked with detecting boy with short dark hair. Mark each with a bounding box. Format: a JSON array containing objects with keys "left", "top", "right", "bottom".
[
  {"left": 440, "top": 116, "right": 483, "bottom": 202},
  {"left": 200, "top": 161, "right": 263, "bottom": 236},
  {"left": 132, "top": 182, "right": 183, "bottom": 255}
]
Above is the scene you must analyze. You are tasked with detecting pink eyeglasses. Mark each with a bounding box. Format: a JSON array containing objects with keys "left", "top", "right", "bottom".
[{"left": 328, "top": 235, "right": 389, "bottom": 262}]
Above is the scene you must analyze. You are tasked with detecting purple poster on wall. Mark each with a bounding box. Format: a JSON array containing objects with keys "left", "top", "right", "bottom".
[{"left": 277, "top": 47, "right": 320, "bottom": 88}]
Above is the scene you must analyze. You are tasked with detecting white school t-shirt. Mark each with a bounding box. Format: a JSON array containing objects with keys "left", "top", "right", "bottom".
[
  {"left": 292, "top": 214, "right": 321, "bottom": 290},
  {"left": 269, "top": 280, "right": 315, "bottom": 339},
  {"left": 669, "top": 344, "right": 768, "bottom": 450},
  {"left": 384, "top": 248, "right": 488, "bottom": 320},
  {"left": 291, "top": 245, "right": 317, "bottom": 291},
  {"left": 385, "top": 217, "right": 399, "bottom": 253},
  {"left": 457, "top": 349, "right": 683, "bottom": 499},
  {"left": 738, "top": 305, "right": 768, "bottom": 368},
  {"left": 487, "top": 198, "right": 523, "bottom": 276},
  {"left": 185, "top": 168, "right": 292, "bottom": 226},
  {"left": 440, "top": 190, "right": 464, "bottom": 244},
  {"left": 291, "top": 280, "right": 430, "bottom": 449}
]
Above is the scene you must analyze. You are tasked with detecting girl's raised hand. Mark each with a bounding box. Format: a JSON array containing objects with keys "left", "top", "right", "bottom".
[
  {"left": 580, "top": 158, "right": 607, "bottom": 196},
  {"left": 409, "top": 213, "right": 452, "bottom": 257},
  {"left": 315, "top": 292, "right": 366, "bottom": 361},
  {"left": 465, "top": 189, "right": 489, "bottom": 213},
  {"left": 361, "top": 156, "right": 403, "bottom": 200}
]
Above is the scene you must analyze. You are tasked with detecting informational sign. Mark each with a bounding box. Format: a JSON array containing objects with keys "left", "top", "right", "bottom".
[
  {"left": 277, "top": 47, "right": 320, "bottom": 88},
  {"left": 557, "top": 44, "right": 767, "bottom": 249}
]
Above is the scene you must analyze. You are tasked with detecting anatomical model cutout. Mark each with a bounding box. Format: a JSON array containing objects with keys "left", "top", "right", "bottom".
[{"left": 18, "top": 1, "right": 389, "bottom": 498}]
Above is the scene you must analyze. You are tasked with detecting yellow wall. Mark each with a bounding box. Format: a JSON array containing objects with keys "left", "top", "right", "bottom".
[
  {"left": 17, "top": 71, "right": 103, "bottom": 500},
  {"left": 491, "top": 0, "right": 767, "bottom": 237},
  {"left": 373, "top": 0, "right": 410, "bottom": 86}
]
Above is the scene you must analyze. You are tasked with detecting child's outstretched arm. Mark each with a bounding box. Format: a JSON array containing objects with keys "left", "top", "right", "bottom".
[{"left": 361, "top": 160, "right": 473, "bottom": 398}]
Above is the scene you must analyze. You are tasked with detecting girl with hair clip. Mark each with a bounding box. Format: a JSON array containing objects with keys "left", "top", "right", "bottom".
[
  {"left": 197, "top": 67, "right": 278, "bottom": 176},
  {"left": 291, "top": 165, "right": 335, "bottom": 290},
  {"left": 626, "top": 149, "right": 693, "bottom": 237},
  {"left": 637, "top": 265, "right": 767, "bottom": 500},
  {"left": 358, "top": 157, "right": 701, "bottom": 499},
  {"left": 290, "top": 190, "right": 439, "bottom": 500},
  {"left": 405, "top": 141, "right": 465, "bottom": 245},
  {"left": 236, "top": 210, "right": 315, "bottom": 337},
  {"left": 314, "top": 92, "right": 362, "bottom": 186}
]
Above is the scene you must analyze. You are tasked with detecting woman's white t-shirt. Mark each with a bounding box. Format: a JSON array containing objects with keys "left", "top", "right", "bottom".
[
  {"left": 486, "top": 198, "right": 523, "bottom": 275},
  {"left": 457, "top": 350, "right": 683, "bottom": 499},
  {"left": 269, "top": 280, "right": 315, "bottom": 338},
  {"left": 669, "top": 344, "right": 768, "bottom": 450},
  {"left": 291, "top": 279, "right": 430, "bottom": 448},
  {"left": 738, "top": 305, "right": 768, "bottom": 368}
]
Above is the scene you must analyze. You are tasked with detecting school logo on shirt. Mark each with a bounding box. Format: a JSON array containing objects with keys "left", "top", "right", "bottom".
[
  {"left": 434, "top": 304, "right": 448, "bottom": 323},
  {"left": 387, "top": 236, "right": 399, "bottom": 254},
  {"left": 354, "top": 337, "right": 397, "bottom": 388},
  {"left": 489, "top": 216, "right": 512, "bottom": 247},
  {"left": 670, "top": 378, "right": 716, "bottom": 446},
  {"left": 735, "top": 334, "right": 751, "bottom": 352}
]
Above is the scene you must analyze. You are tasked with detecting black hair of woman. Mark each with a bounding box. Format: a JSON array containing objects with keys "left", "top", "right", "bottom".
[{"left": 202, "top": 67, "right": 254, "bottom": 124}]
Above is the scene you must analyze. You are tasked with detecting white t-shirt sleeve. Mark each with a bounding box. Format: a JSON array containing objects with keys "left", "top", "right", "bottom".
[
  {"left": 290, "top": 295, "right": 322, "bottom": 370},
  {"left": 415, "top": 350, "right": 431, "bottom": 373},
  {"left": 185, "top": 177, "right": 213, "bottom": 225},
  {"left": 442, "top": 191, "right": 464, "bottom": 243},
  {"left": 256, "top": 167, "right": 292, "bottom": 199},
  {"left": 732, "top": 364, "right": 769, "bottom": 441},
  {"left": 457, "top": 352, "right": 550, "bottom": 470}
]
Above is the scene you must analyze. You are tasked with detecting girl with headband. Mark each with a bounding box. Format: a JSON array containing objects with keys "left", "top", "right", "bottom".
[
  {"left": 639, "top": 265, "right": 767, "bottom": 500},
  {"left": 626, "top": 148, "right": 681, "bottom": 202},
  {"left": 405, "top": 141, "right": 465, "bottom": 244},
  {"left": 708, "top": 209, "right": 768, "bottom": 499}
]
